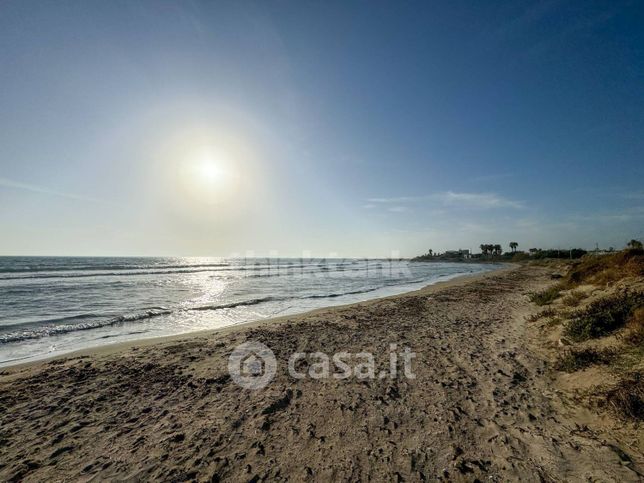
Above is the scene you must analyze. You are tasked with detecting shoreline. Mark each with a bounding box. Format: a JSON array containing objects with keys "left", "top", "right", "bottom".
[
  {"left": 1, "top": 263, "right": 641, "bottom": 481},
  {"left": 3, "top": 264, "right": 513, "bottom": 372}
]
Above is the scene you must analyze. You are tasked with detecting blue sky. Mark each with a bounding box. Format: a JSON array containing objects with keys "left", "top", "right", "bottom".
[{"left": 0, "top": 1, "right": 642, "bottom": 257}]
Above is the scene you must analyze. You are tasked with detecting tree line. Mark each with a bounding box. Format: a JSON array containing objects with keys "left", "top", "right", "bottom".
[{"left": 415, "top": 239, "right": 642, "bottom": 262}]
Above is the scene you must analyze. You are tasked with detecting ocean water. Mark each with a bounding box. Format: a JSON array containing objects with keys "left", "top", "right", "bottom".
[{"left": 0, "top": 257, "right": 501, "bottom": 366}]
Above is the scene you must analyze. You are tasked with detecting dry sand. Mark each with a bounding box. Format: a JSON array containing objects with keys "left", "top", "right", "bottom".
[{"left": 0, "top": 265, "right": 642, "bottom": 481}]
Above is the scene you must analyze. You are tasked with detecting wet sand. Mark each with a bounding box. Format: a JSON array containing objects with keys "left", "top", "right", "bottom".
[{"left": 0, "top": 265, "right": 642, "bottom": 481}]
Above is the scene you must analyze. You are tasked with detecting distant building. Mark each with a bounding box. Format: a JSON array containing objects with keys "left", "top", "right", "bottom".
[{"left": 443, "top": 249, "right": 470, "bottom": 259}]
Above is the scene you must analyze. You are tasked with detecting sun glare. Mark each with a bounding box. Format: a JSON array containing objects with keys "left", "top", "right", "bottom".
[
  {"left": 177, "top": 147, "right": 241, "bottom": 205},
  {"left": 198, "top": 158, "right": 223, "bottom": 182}
]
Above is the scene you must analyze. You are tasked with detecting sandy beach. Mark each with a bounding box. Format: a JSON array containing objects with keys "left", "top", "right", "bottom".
[
  {"left": 1, "top": 264, "right": 642, "bottom": 482},
  {"left": 3, "top": 2, "right": 642, "bottom": 481}
]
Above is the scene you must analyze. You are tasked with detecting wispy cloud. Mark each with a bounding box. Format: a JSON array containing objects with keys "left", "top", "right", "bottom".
[
  {"left": 572, "top": 206, "right": 644, "bottom": 224},
  {"left": 438, "top": 191, "right": 524, "bottom": 209},
  {"left": 367, "top": 196, "right": 428, "bottom": 204},
  {"left": 366, "top": 191, "right": 523, "bottom": 210},
  {"left": 387, "top": 206, "right": 408, "bottom": 213},
  {"left": 0, "top": 177, "right": 111, "bottom": 205}
]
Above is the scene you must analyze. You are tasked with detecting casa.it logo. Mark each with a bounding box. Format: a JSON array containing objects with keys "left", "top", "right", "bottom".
[{"left": 228, "top": 341, "right": 277, "bottom": 390}]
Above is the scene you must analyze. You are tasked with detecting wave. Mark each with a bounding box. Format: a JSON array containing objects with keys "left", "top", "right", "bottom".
[
  {"left": 0, "top": 262, "right": 375, "bottom": 281},
  {"left": 0, "top": 308, "right": 172, "bottom": 344},
  {"left": 1, "top": 313, "right": 104, "bottom": 330},
  {"left": 189, "top": 297, "right": 283, "bottom": 311},
  {"left": 302, "top": 278, "right": 428, "bottom": 299},
  {"left": 0, "top": 259, "right": 404, "bottom": 280},
  {"left": 0, "top": 262, "right": 230, "bottom": 274},
  {"left": 304, "top": 287, "right": 381, "bottom": 298},
  {"left": 0, "top": 267, "right": 238, "bottom": 281},
  {"left": 0, "top": 275, "right": 439, "bottom": 345},
  {"left": 0, "top": 297, "right": 287, "bottom": 343}
]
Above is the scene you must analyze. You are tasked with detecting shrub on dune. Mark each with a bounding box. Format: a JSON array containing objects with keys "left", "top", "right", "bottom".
[
  {"left": 563, "top": 291, "right": 644, "bottom": 341},
  {"left": 565, "top": 249, "right": 644, "bottom": 287},
  {"left": 554, "top": 347, "right": 615, "bottom": 372},
  {"left": 529, "top": 285, "right": 563, "bottom": 306},
  {"left": 602, "top": 372, "right": 644, "bottom": 421}
]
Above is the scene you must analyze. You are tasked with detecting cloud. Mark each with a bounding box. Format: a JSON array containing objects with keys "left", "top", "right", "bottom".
[
  {"left": 367, "top": 196, "right": 427, "bottom": 204},
  {"left": 366, "top": 191, "right": 523, "bottom": 210},
  {"left": 437, "top": 191, "right": 523, "bottom": 209},
  {"left": 572, "top": 206, "right": 644, "bottom": 224},
  {"left": 387, "top": 206, "right": 408, "bottom": 213},
  {"left": 0, "top": 177, "right": 111, "bottom": 205}
]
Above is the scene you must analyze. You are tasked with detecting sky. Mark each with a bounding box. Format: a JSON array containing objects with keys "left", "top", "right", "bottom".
[{"left": 0, "top": 0, "right": 643, "bottom": 257}]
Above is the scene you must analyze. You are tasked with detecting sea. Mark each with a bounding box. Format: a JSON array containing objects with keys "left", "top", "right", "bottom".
[{"left": 0, "top": 257, "right": 502, "bottom": 366}]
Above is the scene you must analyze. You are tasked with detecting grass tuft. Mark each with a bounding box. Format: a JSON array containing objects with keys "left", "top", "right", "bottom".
[
  {"left": 565, "top": 249, "right": 644, "bottom": 287},
  {"left": 622, "top": 307, "right": 644, "bottom": 348},
  {"left": 526, "top": 307, "right": 557, "bottom": 322},
  {"left": 546, "top": 316, "right": 563, "bottom": 327},
  {"left": 529, "top": 285, "right": 563, "bottom": 306},
  {"left": 562, "top": 290, "right": 586, "bottom": 308},
  {"left": 601, "top": 372, "right": 644, "bottom": 421},
  {"left": 554, "top": 348, "right": 615, "bottom": 372},
  {"left": 563, "top": 291, "right": 644, "bottom": 342}
]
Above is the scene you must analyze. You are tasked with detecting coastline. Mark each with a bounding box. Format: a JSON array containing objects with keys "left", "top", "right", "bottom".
[
  {"left": 1, "top": 263, "right": 641, "bottom": 481},
  {"left": 3, "top": 264, "right": 512, "bottom": 371}
]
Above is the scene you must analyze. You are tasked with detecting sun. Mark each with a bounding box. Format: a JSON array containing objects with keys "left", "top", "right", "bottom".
[
  {"left": 178, "top": 147, "right": 240, "bottom": 204},
  {"left": 197, "top": 157, "right": 224, "bottom": 182}
]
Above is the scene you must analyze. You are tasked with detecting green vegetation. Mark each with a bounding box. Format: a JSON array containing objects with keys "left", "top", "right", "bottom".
[
  {"left": 412, "top": 240, "right": 643, "bottom": 265},
  {"left": 565, "top": 248, "right": 644, "bottom": 287},
  {"left": 526, "top": 307, "right": 557, "bottom": 322},
  {"left": 554, "top": 348, "right": 615, "bottom": 372},
  {"left": 529, "top": 285, "right": 563, "bottom": 306},
  {"left": 479, "top": 244, "right": 502, "bottom": 257},
  {"left": 511, "top": 252, "right": 530, "bottom": 262},
  {"left": 529, "top": 248, "right": 587, "bottom": 260},
  {"left": 563, "top": 291, "right": 644, "bottom": 342},
  {"left": 525, "top": 245, "right": 644, "bottom": 421},
  {"left": 528, "top": 248, "right": 643, "bottom": 309},
  {"left": 627, "top": 239, "right": 643, "bottom": 250},
  {"left": 562, "top": 290, "right": 586, "bottom": 308}
]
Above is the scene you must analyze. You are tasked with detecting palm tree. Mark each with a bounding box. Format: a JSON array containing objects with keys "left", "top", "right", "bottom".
[
  {"left": 480, "top": 244, "right": 487, "bottom": 257},
  {"left": 428, "top": 249, "right": 433, "bottom": 257},
  {"left": 493, "top": 244, "right": 502, "bottom": 256},
  {"left": 509, "top": 241, "right": 518, "bottom": 253},
  {"left": 627, "top": 239, "right": 643, "bottom": 249}
]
